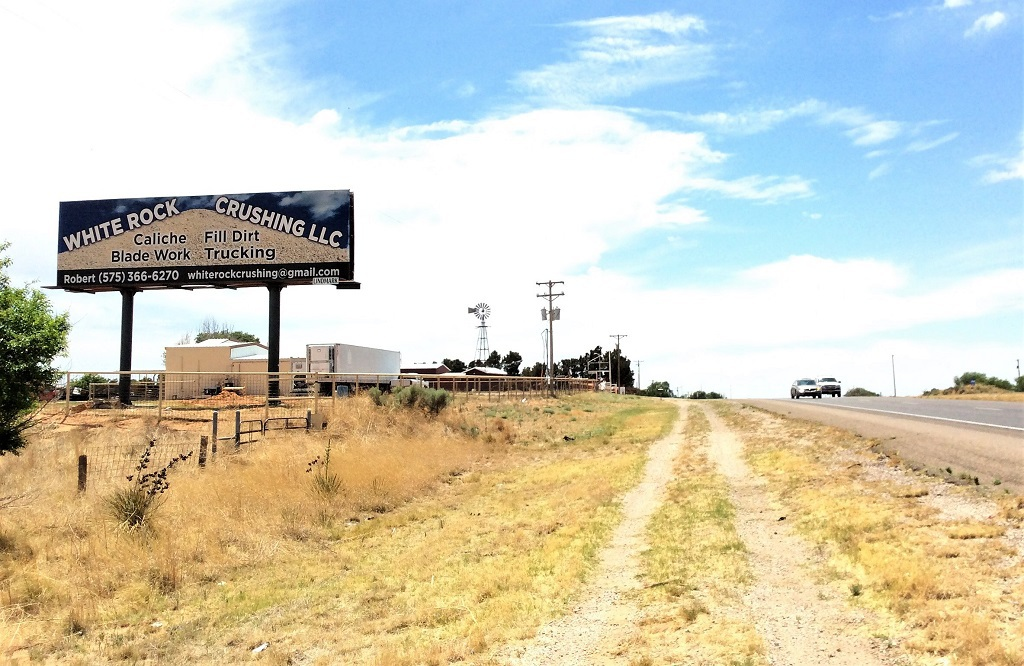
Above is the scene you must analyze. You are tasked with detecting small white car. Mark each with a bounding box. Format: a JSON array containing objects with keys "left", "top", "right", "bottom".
[
  {"left": 817, "top": 377, "right": 841, "bottom": 397},
  {"left": 791, "top": 378, "right": 821, "bottom": 399}
]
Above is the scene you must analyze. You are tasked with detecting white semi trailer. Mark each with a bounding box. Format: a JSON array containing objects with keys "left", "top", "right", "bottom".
[{"left": 294, "top": 343, "right": 403, "bottom": 394}]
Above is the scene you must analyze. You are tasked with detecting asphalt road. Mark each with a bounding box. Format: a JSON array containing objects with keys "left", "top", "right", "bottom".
[
  {"left": 778, "top": 396, "right": 1024, "bottom": 431},
  {"left": 740, "top": 397, "right": 1024, "bottom": 493}
]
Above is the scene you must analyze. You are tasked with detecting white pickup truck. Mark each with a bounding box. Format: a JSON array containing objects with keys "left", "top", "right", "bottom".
[{"left": 817, "top": 377, "right": 841, "bottom": 397}]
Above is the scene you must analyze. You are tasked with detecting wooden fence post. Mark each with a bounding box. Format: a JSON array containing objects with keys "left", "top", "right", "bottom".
[
  {"left": 199, "top": 436, "right": 208, "bottom": 468},
  {"left": 77, "top": 455, "right": 87, "bottom": 492},
  {"left": 234, "top": 410, "right": 241, "bottom": 449}
]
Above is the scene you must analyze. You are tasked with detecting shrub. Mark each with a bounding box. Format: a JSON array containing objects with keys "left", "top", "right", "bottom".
[
  {"left": 953, "top": 371, "right": 1016, "bottom": 392},
  {"left": 306, "top": 439, "right": 342, "bottom": 499},
  {"left": 422, "top": 388, "right": 452, "bottom": 415},
  {"left": 845, "top": 387, "right": 879, "bottom": 397},
  {"left": 105, "top": 440, "right": 192, "bottom": 531},
  {"left": 383, "top": 385, "right": 453, "bottom": 415}
]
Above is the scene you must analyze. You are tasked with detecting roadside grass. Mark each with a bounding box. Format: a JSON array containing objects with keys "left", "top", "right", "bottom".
[
  {"left": 630, "top": 404, "right": 766, "bottom": 666},
  {"left": 715, "top": 401, "right": 1024, "bottom": 666},
  {"left": 0, "top": 392, "right": 676, "bottom": 664},
  {"left": 921, "top": 390, "right": 1024, "bottom": 402}
]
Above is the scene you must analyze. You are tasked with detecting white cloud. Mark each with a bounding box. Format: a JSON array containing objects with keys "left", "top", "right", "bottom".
[
  {"left": 671, "top": 99, "right": 826, "bottom": 135},
  {"left": 684, "top": 175, "right": 814, "bottom": 202},
  {"left": 971, "top": 135, "right": 1024, "bottom": 183},
  {"left": 868, "top": 163, "right": 893, "bottom": 180},
  {"left": 943, "top": 0, "right": 973, "bottom": 8},
  {"left": 846, "top": 120, "right": 904, "bottom": 146},
  {"left": 514, "top": 12, "right": 714, "bottom": 104},
  {"left": 906, "top": 132, "right": 959, "bottom": 152},
  {"left": 965, "top": 11, "right": 1007, "bottom": 36}
]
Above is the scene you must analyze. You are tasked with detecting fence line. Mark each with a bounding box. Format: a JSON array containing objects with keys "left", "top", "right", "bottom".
[{"left": 53, "top": 371, "right": 598, "bottom": 422}]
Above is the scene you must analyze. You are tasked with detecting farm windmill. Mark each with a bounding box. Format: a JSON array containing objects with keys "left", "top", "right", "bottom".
[{"left": 468, "top": 302, "right": 491, "bottom": 363}]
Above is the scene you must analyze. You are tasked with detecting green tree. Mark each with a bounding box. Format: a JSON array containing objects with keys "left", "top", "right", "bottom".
[
  {"left": 501, "top": 351, "right": 522, "bottom": 376},
  {"left": 483, "top": 351, "right": 502, "bottom": 369},
  {"left": 72, "top": 373, "right": 111, "bottom": 395},
  {"left": 952, "top": 371, "right": 1015, "bottom": 392},
  {"left": 0, "top": 243, "right": 71, "bottom": 454},
  {"left": 521, "top": 361, "right": 546, "bottom": 377},
  {"left": 641, "top": 381, "right": 673, "bottom": 397},
  {"left": 193, "top": 317, "right": 259, "bottom": 343},
  {"left": 442, "top": 358, "right": 466, "bottom": 373}
]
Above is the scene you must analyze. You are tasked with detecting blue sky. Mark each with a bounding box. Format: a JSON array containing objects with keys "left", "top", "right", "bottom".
[{"left": 1, "top": 0, "right": 1021, "bottom": 397}]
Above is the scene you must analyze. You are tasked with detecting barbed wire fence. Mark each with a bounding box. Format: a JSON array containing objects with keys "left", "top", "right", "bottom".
[{"left": 37, "top": 370, "right": 597, "bottom": 492}]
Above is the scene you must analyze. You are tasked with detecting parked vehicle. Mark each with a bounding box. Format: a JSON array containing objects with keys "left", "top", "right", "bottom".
[
  {"left": 791, "top": 378, "right": 821, "bottom": 399},
  {"left": 292, "top": 343, "right": 403, "bottom": 394},
  {"left": 817, "top": 377, "right": 841, "bottom": 397}
]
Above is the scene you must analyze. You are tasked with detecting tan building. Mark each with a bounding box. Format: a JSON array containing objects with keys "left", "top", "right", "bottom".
[{"left": 164, "top": 339, "right": 302, "bottom": 399}]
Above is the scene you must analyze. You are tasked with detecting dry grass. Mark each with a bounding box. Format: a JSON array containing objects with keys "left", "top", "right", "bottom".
[
  {"left": 631, "top": 404, "right": 766, "bottom": 665},
  {"left": 715, "top": 401, "right": 1024, "bottom": 666},
  {"left": 921, "top": 387, "right": 1024, "bottom": 402},
  {"left": 0, "top": 392, "right": 676, "bottom": 664}
]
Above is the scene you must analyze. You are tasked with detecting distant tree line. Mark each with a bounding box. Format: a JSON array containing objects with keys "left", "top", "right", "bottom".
[
  {"left": 443, "top": 344, "right": 637, "bottom": 388},
  {"left": 952, "top": 371, "right": 1023, "bottom": 392}
]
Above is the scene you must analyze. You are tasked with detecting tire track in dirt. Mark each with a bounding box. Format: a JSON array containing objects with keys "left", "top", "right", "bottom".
[
  {"left": 698, "top": 402, "right": 898, "bottom": 666},
  {"left": 495, "top": 401, "right": 688, "bottom": 665}
]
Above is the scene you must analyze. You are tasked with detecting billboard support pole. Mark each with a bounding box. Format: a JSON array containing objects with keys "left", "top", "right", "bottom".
[
  {"left": 118, "top": 288, "right": 138, "bottom": 405},
  {"left": 268, "top": 283, "right": 283, "bottom": 405}
]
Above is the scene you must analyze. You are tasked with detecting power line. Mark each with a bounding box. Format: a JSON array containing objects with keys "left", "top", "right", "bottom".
[{"left": 609, "top": 334, "right": 627, "bottom": 393}]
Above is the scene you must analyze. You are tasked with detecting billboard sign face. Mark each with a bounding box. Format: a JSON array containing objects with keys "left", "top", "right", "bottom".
[{"left": 57, "top": 190, "right": 354, "bottom": 291}]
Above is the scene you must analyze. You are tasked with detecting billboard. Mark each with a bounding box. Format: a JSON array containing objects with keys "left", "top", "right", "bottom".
[{"left": 57, "top": 190, "right": 354, "bottom": 291}]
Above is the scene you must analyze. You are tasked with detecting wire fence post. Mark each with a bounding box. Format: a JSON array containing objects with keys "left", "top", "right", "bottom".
[
  {"left": 234, "top": 410, "right": 241, "bottom": 449},
  {"left": 157, "top": 371, "right": 164, "bottom": 424},
  {"left": 77, "top": 455, "right": 88, "bottom": 492}
]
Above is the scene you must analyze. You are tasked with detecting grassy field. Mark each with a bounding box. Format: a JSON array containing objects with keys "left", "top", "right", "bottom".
[
  {"left": 0, "top": 392, "right": 676, "bottom": 665},
  {"left": 3, "top": 394, "right": 1021, "bottom": 665}
]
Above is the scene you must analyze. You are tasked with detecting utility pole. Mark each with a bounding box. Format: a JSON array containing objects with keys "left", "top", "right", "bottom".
[
  {"left": 891, "top": 354, "right": 897, "bottom": 397},
  {"left": 536, "top": 280, "right": 564, "bottom": 387},
  {"left": 635, "top": 360, "right": 642, "bottom": 393},
  {"left": 610, "top": 334, "right": 627, "bottom": 393}
]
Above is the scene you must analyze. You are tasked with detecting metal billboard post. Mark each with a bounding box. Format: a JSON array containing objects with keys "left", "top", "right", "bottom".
[
  {"left": 268, "top": 283, "right": 283, "bottom": 405},
  {"left": 118, "top": 288, "right": 138, "bottom": 405}
]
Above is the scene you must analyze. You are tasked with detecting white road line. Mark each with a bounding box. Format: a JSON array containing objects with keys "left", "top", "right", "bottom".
[{"left": 809, "top": 402, "right": 1024, "bottom": 432}]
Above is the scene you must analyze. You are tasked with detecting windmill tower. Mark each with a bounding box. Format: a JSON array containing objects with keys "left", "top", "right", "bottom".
[{"left": 468, "top": 302, "right": 491, "bottom": 363}]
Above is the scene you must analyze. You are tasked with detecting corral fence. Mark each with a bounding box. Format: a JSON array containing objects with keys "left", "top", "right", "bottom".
[{"left": 49, "top": 370, "right": 597, "bottom": 424}]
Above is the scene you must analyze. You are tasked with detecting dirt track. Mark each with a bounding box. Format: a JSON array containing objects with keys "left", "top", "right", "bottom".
[
  {"left": 496, "top": 401, "right": 902, "bottom": 665},
  {"left": 741, "top": 399, "right": 1024, "bottom": 493}
]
